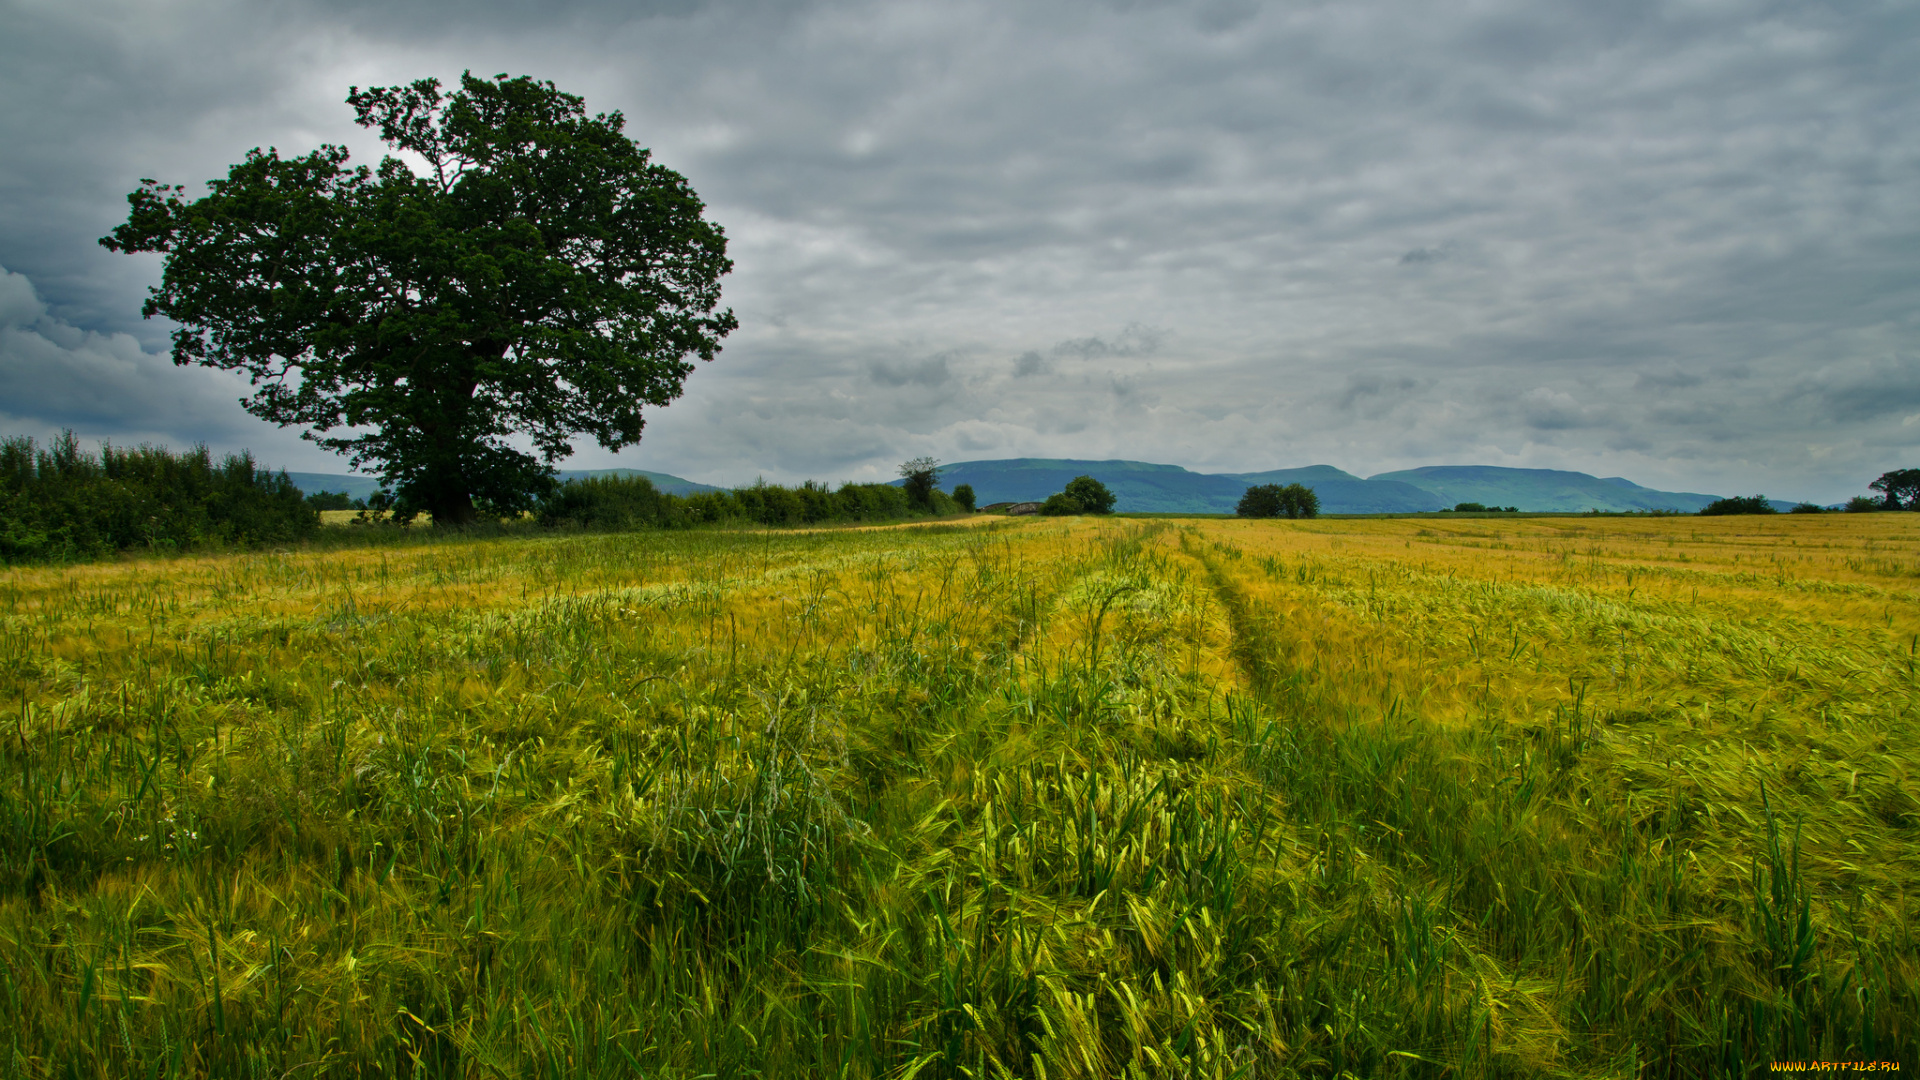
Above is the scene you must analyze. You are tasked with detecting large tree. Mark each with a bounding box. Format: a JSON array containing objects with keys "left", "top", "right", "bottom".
[
  {"left": 101, "top": 73, "right": 737, "bottom": 524},
  {"left": 1869, "top": 469, "right": 1920, "bottom": 510}
]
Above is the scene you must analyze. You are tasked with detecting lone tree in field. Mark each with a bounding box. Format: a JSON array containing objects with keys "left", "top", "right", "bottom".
[
  {"left": 1236, "top": 484, "right": 1283, "bottom": 518},
  {"left": 101, "top": 73, "right": 737, "bottom": 525},
  {"left": 1041, "top": 475, "right": 1117, "bottom": 515},
  {"left": 1869, "top": 469, "right": 1920, "bottom": 510},
  {"left": 1238, "top": 482, "right": 1318, "bottom": 519},
  {"left": 899, "top": 457, "right": 940, "bottom": 510}
]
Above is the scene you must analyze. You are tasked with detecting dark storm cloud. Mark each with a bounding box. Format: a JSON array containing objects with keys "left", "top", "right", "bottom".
[
  {"left": 2, "top": 0, "right": 1917, "bottom": 498},
  {"left": 0, "top": 264, "right": 287, "bottom": 454}
]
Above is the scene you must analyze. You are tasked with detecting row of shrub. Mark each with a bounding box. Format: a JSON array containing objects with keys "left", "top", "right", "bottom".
[
  {"left": 534, "top": 474, "right": 962, "bottom": 530},
  {"left": 1701, "top": 495, "right": 1884, "bottom": 515},
  {"left": 0, "top": 433, "right": 317, "bottom": 563}
]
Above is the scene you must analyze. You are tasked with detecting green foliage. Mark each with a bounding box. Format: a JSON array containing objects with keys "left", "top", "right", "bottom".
[
  {"left": 536, "top": 472, "right": 947, "bottom": 529},
  {"left": 1065, "top": 475, "right": 1117, "bottom": 514},
  {"left": 100, "top": 72, "right": 736, "bottom": 525},
  {"left": 303, "top": 490, "right": 361, "bottom": 511},
  {"left": 0, "top": 431, "right": 316, "bottom": 563},
  {"left": 898, "top": 457, "right": 940, "bottom": 511},
  {"left": 1236, "top": 484, "right": 1283, "bottom": 518},
  {"left": 951, "top": 483, "right": 976, "bottom": 512},
  {"left": 1790, "top": 502, "right": 1826, "bottom": 514},
  {"left": 1847, "top": 495, "right": 1882, "bottom": 513},
  {"left": 1869, "top": 469, "right": 1920, "bottom": 510},
  {"left": 1042, "top": 475, "right": 1118, "bottom": 516},
  {"left": 1700, "top": 494, "right": 1778, "bottom": 516},
  {"left": 1238, "top": 482, "right": 1318, "bottom": 519}
]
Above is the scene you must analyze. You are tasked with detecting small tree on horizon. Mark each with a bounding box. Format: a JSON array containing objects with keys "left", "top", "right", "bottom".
[
  {"left": 1040, "top": 475, "right": 1116, "bottom": 515},
  {"left": 1064, "top": 475, "right": 1117, "bottom": 514},
  {"left": 899, "top": 457, "right": 940, "bottom": 510},
  {"left": 1279, "top": 483, "right": 1320, "bottom": 519},
  {"left": 1869, "top": 469, "right": 1920, "bottom": 510},
  {"left": 951, "top": 483, "right": 976, "bottom": 512},
  {"left": 1237, "top": 482, "right": 1317, "bottom": 519},
  {"left": 1237, "top": 484, "right": 1283, "bottom": 518}
]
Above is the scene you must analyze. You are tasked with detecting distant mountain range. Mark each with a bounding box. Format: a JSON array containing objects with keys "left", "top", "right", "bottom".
[
  {"left": 282, "top": 468, "right": 722, "bottom": 502},
  {"left": 282, "top": 459, "right": 1772, "bottom": 515},
  {"left": 921, "top": 459, "right": 1738, "bottom": 514}
]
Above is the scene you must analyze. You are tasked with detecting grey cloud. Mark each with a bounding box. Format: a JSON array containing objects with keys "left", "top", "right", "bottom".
[
  {"left": 1520, "top": 388, "right": 1601, "bottom": 431},
  {"left": 1335, "top": 374, "right": 1422, "bottom": 411},
  {"left": 868, "top": 354, "right": 953, "bottom": 387},
  {"left": 1635, "top": 369, "right": 1704, "bottom": 391},
  {"left": 1011, "top": 350, "right": 1050, "bottom": 377},
  {"left": 1052, "top": 324, "right": 1166, "bottom": 360},
  {"left": 0, "top": 264, "right": 320, "bottom": 465},
  {"left": 2, "top": 0, "right": 1917, "bottom": 503},
  {"left": 1807, "top": 358, "right": 1920, "bottom": 423}
]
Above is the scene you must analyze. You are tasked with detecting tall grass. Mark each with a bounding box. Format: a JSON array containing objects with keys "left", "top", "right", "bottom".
[{"left": 0, "top": 514, "right": 1913, "bottom": 1076}]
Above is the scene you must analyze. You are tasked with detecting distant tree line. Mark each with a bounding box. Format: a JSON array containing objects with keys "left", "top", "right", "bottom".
[
  {"left": 1700, "top": 470, "right": 1920, "bottom": 516},
  {"left": 537, "top": 473, "right": 960, "bottom": 530},
  {"left": 0, "top": 432, "right": 317, "bottom": 563}
]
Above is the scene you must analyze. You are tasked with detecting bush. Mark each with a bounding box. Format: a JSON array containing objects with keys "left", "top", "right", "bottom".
[
  {"left": 536, "top": 474, "right": 940, "bottom": 531},
  {"left": 952, "top": 483, "right": 976, "bottom": 512},
  {"left": 1039, "top": 492, "right": 1082, "bottom": 516},
  {"left": 0, "top": 432, "right": 317, "bottom": 563},
  {"left": 1453, "top": 501, "right": 1488, "bottom": 513},
  {"left": 1846, "top": 496, "right": 1881, "bottom": 513},
  {"left": 1700, "top": 495, "right": 1776, "bottom": 516},
  {"left": 536, "top": 474, "right": 682, "bottom": 529},
  {"left": 1789, "top": 502, "right": 1825, "bottom": 514},
  {"left": 305, "top": 490, "right": 361, "bottom": 511}
]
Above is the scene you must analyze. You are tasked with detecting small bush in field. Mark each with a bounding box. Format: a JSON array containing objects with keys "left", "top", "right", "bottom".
[{"left": 1700, "top": 494, "right": 1776, "bottom": 516}]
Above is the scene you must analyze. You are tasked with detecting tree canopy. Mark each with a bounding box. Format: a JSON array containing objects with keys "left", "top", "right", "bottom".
[
  {"left": 1699, "top": 495, "right": 1776, "bottom": 516},
  {"left": 1869, "top": 469, "right": 1920, "bottom": 510},
  {"left": 101, "top": 72, "right": 736, "bottom": 524},
  {"left": 1041, "top": 475, "right": 1116, "bottom": 516},
  {"left": 1237, "top": 483, "right": 1318, "bottom": 519},
  {"left": 898, "top": 457, "right": 940, "bottom": 510}
]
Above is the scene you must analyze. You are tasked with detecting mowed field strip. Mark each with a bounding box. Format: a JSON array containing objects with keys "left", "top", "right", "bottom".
[{"left": 2, "top": 515, "right": 1915, "bottom": 1077}]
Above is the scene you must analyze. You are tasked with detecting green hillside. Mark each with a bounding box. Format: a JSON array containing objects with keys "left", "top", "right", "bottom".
[
  {"left": 930, "top": 459, "right": 1251, "bottom": 513},
  {"left": 1367, "top": 465, "right": 1722, "bottom": 512},
  {"left": 286, "top": 468, "right": 722, "bottom": 502}
]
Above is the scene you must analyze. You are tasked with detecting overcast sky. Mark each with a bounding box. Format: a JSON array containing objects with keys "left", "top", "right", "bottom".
[{"left": 3, "top": 0, "right": 1916, "bottom": 500}]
